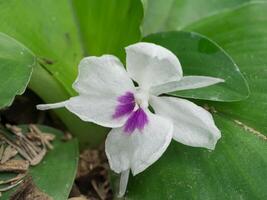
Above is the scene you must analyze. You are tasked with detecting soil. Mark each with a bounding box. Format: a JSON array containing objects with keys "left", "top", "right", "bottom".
[{"left": 0, "top": 90, "right": 113, "bottom": 200}]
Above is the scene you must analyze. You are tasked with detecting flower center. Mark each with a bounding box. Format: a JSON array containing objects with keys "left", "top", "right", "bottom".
[
  {"left": 134, "top": 89, "right": 149, "bottom": 109},
  {"left": 113, "top": 91, "right": 149, "bottom": 134}
]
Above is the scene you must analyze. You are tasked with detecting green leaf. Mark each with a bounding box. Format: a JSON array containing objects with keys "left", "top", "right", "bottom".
[
  {"left": 143, "top": 31, "right": 249, "bottom": 101},
  {"left": 0, "top": 125, "right": 79, "bottom": 200},
  {"left": 0, "top": 0, "right": 144, "bottom": 147},
  {"left": 72, "top": 0, "right": 143, "bottom": 59},
  {"left": 124, "top": 115, "right": 267, "bottom": 200},
  {"left": 184, "top": 2, "right": 267, "bottom": 136},
  {"left": 121, "top": 1, "right": 267, "bottom": 199},
  {"left": 141, "top": 0, "right": 266, "bottom": 36},
  {"left": 0, "top": 0, "right": 83, "bottom": 95},
  {"left": 0, "top": 0, "right": 108, "bottom": 147},
  {"left": 0, "top": 32, "right": 35, "bottom": 108}
]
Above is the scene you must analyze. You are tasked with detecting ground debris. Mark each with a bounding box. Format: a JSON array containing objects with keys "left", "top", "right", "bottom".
[
  {"left": 0, "top": 159, "right": 29, "bottom": 173},
  {"left": 0, "top": 173, "right": 26, "bottom": 185},
  {"left": 69, "top": 147, "right": 112, "bottom": 200},
  {"left": 0, "top": 124, "right": 55, "bottom": 197},
  {"left": 234, "top": 119, "right": 267, "bottom": 140},
  {"left": 0, "top": 179, "right": 23, "bottom": 192},
  {"left": 0, "top": 124, "right": 55, "bottom": 166},
  {"left": 10, "top": 176, "right": 52, "bottom": 200},
  {"left": 68, "top": 196, "right": 88, "bottom": 200},
  {"left": 1, "top": 145, "right": 18, "bottom": 163}
]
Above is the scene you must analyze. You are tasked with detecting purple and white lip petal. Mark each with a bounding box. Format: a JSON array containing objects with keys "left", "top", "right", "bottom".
[
  {"left": 112, "top": 92, "right": 135, "bottom": 119},
  {"left": 123, "top": 108, "right": 148, "bottom": 134},
  {"left": 113, "top": 91, "right": 149, "bottom": 134}
]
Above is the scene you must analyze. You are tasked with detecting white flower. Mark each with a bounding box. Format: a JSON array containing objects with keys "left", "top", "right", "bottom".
[{"left": 37, "top": 42, "right": 223, "bottom": 197}]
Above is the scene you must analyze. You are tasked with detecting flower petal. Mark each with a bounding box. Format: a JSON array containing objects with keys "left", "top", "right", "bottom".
[
  {"left": 105, "top": 111, "right": 173, "bottom": 175},
  {"left": 150, "top": 96, "right": 221, "bottom": 150},
  {"left": 118, "top": 169, "right": 130, "bottom": 198},
  {"left": 151, "top": 76, "right": 224, "bottom": 95},
  {"left": 37, "top": 101, "right": 67, "bottom": 110},
  {"left": 126, "top": 42, "right": 182, "bottom": 88},
  {"left": 65, "top": 95, "right": 130, "bottom": 127},
  {"left": 38, "top": 55, "right": 135, "bottom": 128},
  {"left": 73, "top": 55, "right": 134, "bottom": 96}
]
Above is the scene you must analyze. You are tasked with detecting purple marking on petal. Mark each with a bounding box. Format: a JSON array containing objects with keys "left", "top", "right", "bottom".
[
  {"left": 118, "top": 92, "right": 135, "bottom": 104},
  {"left": 113, "top": 92, "right": 135, "bottom": 119},
  {"left": 124, "top": 108, "right": 149, "bottom": 134}
]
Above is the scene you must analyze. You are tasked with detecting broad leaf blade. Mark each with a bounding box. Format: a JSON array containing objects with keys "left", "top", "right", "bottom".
[
  {"left": 0, "top": 0, "right": 83, "bottom": 95},
  {"left": 122, "top": 1, "right": 267, "bottom": 199},
  {"left": 0, "top": 1, "right": 109, "bottom": 147},
  {"left": 141, "top": 0, "right": 267, "bottom": 35},
  {"left": 125, "top": 115, "right": 267, "bottom": 200},
  {"left": 72, "top": 0, "right": 143, "bottom": 59},
  {"left": 0, "top": 33, "right": 35, "bottom": 108},
  {"left": 0, "top": 125, "right": 79, "bottom": 200},
  {"left": 184, "top": 2, "right": 267, "bottom": 136},
  {"left": 143, "top": 31, "right": 249, "bottom": 101}
]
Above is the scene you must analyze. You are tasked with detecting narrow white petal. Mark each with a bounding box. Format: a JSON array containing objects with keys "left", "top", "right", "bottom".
[
  {"left": 150, "top": 96, "right": 221, "bottom": 150},
  {"left": 38, "top": 55, "right": 136, "bottom": 128},
  {"left": 105, "top": 111, "right": 173, "bottom": 175},
  {"left": 73, "top": 55, "right": 134, "bottom": 96},
  {"left": 126, "top": 42, "right": 182, "bottom": 88},
  {"left": 65, "top": 95, "right": 127, "bottom": 128},
  {"left": 151, "top": 76, "right": 224, "bottom": 95},
  {"left": 36, "top": 101, "right": 67, "bottom": 110},
  {"left": 118, "top": 169, "right": 130, "bottom": 198},
  {"left": 105, "top": 129, "right": 132, "bottom": 174}
]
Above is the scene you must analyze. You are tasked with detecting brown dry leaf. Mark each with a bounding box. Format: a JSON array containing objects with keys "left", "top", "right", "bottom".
[
  {"left": 10, "top": 176, "right": 52, "bottom": 200},
  {"left": 68, "top": 196, "right": 88, "bottom": 200},
  {"left": 73, "top": 148, "right": 112, "bottom": 200},
  {"left": 0, "top": 159, "right": 29, "bottom": 173},
  {"left": 0, "top": 143, "right": 5, "bottom": 160},
  {"left": 0, "top": 124, "right": 57, "bottom": 197},
  {"left": 30, "top": 148, "right": 46, "bottom": 166},
  {"left": 62, "top": 132, "right": 73, "bottom": 141},
  {"left": 0, "top": 179, "right": 24, "bottom": 192},
  {"left": 29, "top": 124, "right": 54, "bottom": 150},
  {"left": 1, "top": 145, "right": 18, "bottom": 163}
]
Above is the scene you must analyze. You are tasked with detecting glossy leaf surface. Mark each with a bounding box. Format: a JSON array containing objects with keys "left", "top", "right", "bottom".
[
  {"left": 123, "top": 2, "right": 267, "bottom": 199},
  {"left": 0, "top": 33, "right": 35, "bottom": 108},
  {"left": 143, "top": 31, "right": 249, "bottom": 101}
]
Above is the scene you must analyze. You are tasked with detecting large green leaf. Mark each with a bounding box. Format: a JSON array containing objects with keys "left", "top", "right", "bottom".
[
  {"left": 0, "top": 0, "right": 83, "bottom": 95},
  {"left": 72, "top": 0, "right": 143, "bottom": 59},
  {"left": 141, "top": 0, "right": 266, "bottom": 36},
  {"left": 0, "top": 125, "right": 79, "bottom": 200},
  {"left": 123, "top": 1, "right": 267, "bottom": 199},
  {"left": 0, "top": 33, "right": 35, "bottom": 108},
  {"left": 0, "top": 0, "right": 108, "bottom": 147},
  {"left": 185, "top": 2, "right": 267, "bottom": 136},
  {"left": 0, "top": 0, "right": 144, "bottom": 147},
  {"left": 143, "top": 31, "right": 249, "bottom": 101},
  {"left": 125, "top": 115, "right": 267, "bottom": 200}
]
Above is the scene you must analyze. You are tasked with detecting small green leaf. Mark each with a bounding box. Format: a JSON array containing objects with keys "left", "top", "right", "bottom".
[
  {"left": 143, "top": 31, "right": 249, "bottom": 101},
  {"left": 0, "top": 125, "right": 79, "bottom": 200},
  {"left": 0, "top": 33, "right": 35, "bottom": 108}
]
